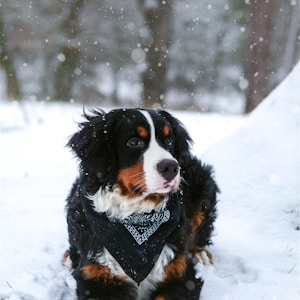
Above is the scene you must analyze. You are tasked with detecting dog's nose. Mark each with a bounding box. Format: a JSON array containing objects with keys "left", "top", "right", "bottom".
[{"left": 157, "top": 159, "right": 179, "bottom": 182}]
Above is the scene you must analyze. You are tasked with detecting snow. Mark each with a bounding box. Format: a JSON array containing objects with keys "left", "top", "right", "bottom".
[
  {"left": 200, "top": 62, "right": 300, "bottom": 300},
  {"left": 0, "top": 62, "right": 299, "bottom": 299}
]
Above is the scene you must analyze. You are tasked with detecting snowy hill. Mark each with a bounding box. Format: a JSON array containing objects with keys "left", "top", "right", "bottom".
[
  {"left": 201, "top": 62, "right": 300, "bottom": 299},
  {"left": 0, "top": 63, "right": 299, "bottom": 299}
]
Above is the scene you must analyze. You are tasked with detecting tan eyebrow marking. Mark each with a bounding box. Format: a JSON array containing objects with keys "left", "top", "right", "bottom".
[
  {"left": 137, "top": 126, "right": 149, "bottom": 138},
  {"left": 163, "top": 125, "right": 170, "bottom": 136}
]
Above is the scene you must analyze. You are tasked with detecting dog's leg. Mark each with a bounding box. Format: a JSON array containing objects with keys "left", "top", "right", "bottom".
[
  {"left": 151, "top": 257, "right": 203, "bottom": 300},
  {"left": 188, "top": 207, "right": 214, "bottom": 266},
  {"left": 180, "top": 156, "right": 219, "bottom": 267},
  {"left": 189, "top": 205, "right": 216, "bottom": 266},
  {"left": 62, "top": 246, "right": 81, "bottom": 271},
  {"left": 73, "top": 262, "right": 137, "bottom": 300}
]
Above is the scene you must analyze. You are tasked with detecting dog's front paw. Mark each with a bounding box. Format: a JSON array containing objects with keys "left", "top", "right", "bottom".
[
  {"left": 192, "top": 246, "right": 213, "bottom": 265},
  {"left": 62, "top": 250, "right": 73, "bottom": 271}
]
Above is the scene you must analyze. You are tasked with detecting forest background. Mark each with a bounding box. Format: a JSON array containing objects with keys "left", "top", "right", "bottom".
[{"left": 0, "top": 0, "right": 299, "bottom": 113}]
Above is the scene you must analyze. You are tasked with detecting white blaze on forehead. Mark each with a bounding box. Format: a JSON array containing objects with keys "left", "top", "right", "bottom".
[
  {"left": 140, "top": 110, "right": 174, "bottom": 161},
  {"left": 139, "top": 110, "right": 178, "bottom": 193}
]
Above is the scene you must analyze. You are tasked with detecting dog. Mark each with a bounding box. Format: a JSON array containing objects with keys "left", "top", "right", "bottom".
[{"left": 64, "top": 108, "right": 219, "bottom": 300}]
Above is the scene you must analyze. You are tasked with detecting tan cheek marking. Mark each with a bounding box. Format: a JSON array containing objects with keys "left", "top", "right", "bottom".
[
  {"left": 163, "top": 125, "right": 170, "bottom": 136},
  {"left": 117, "top": 161, "right": 145, "bottom": 195},
  {"left": 137, "top": 126, "right": 148, "bottom": 138},
  {"left": 164, "top": 254, "right": 187, "bottom": 280}
]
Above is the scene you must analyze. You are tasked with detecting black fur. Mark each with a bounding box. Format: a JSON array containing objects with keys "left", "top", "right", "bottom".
[{"left": 65, "top": 108, "right": 219, "bottom": 300}]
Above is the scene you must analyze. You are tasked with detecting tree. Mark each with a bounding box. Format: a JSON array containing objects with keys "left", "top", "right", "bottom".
[
  {"left": 1, "top": 0, "right": 297, "bottom": 111},
  {"left": 52, "top": 0, "right": 85, "bottom": 101},
  {"left": 0, "top": 7, "right": 22, "bottom": 100},
  {"left": 245, "top": 0, "right": 274, "bottom": 113},
  {"left": 138, "top": 0, "right": 173, "bottom": 108},
  {"left": 280, "top": 0, "right": 300, "bottom": 79}
]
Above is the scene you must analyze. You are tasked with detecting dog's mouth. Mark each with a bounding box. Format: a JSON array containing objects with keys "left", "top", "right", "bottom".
[
  {"left": 122, "top": 172, "right": 181, "bottom": 197},
  {"left": 126, "top": 182, "right": 179, "bottom": 197},
  {"left": 148, "top": 177, "right": 180, "bottom": 195},
  {"left": 163, "top": 182, "right": 170, "bottom": 188},
  {"left": 163, "top": 182, "right": 178, "bottom": 192}
]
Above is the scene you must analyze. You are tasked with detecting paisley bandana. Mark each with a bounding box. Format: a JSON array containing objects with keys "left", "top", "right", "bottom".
[
  {"left": 108, "top": 209, "right": 171, "bottom": 245},
  {"left": 81, "top": 192, "right": 180, "bottom": 283}
]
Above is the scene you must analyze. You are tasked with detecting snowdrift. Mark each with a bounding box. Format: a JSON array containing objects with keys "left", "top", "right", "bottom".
[{"left": 201, "top": 62, "right": 300, "bottom": 299}]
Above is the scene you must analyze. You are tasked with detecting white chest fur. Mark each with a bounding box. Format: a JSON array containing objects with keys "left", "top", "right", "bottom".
[{"left": 95, "top": 244, "right": 175, "bottom": 299}]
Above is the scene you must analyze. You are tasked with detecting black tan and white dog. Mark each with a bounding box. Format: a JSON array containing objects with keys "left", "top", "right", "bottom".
[{"left": 64, "top": 108, "right": 219, "bottom": 300}]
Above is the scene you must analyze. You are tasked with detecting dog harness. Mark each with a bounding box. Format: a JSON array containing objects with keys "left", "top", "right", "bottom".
[{"left": 81, "top": 192, "right": 181, "bottom": 283}]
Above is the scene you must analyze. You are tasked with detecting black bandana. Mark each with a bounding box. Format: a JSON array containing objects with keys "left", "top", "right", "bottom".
[{"left": 81, "top": 192, "right": 180, "bottom": 283}]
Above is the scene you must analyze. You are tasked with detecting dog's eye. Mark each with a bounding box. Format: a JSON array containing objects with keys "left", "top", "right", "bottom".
[
  {"left": 165, "top": 137, "right": 173, "bottom": 148},
  {"left": 127, "top": 138, "right": 145, "bottom": 149}
]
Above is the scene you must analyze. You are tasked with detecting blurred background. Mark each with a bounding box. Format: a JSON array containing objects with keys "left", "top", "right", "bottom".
[{"left": 0, "top": 0, "right": 299, "bottom": 114}]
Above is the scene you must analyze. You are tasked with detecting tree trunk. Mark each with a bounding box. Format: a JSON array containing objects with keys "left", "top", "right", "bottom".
[
  {"left": 282, "top": 1, "right": 300, "bottom": 78},
  {"left": 245, "top": 0, "right": 274, "bottom": 113},
  {"left": 140, "top": 0, "right": 173, "bottom": 108},
  {"left": 53, "top": 0, "right": 84, "bottom": 101},
  {"left": 0, "top": 12, "right": 22, "bottom": 100},
  {"left": 53, "top": 45, "right": 80, "bottom": 101}
]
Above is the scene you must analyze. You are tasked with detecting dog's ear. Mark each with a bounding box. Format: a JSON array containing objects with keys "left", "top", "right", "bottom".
[
  {"left": 158, "top": 110, "right": 193, "bottom": 160},
  {"left": 67, "top": 109, "right": 119, "bottom": 182}
]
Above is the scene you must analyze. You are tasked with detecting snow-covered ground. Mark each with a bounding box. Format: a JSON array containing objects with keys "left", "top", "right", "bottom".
[{"left": 0, "top": 62, "right": 299, "bottom": 299}]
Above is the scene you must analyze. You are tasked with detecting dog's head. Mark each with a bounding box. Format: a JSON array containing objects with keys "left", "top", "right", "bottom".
[{"left": 68, "top": 108, "right": 192, "bottom": 200}]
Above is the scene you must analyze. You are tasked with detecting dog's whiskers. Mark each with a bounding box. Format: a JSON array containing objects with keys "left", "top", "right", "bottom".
[{"left": 129, "top": 172, "right": 145, "bottom": 179}]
